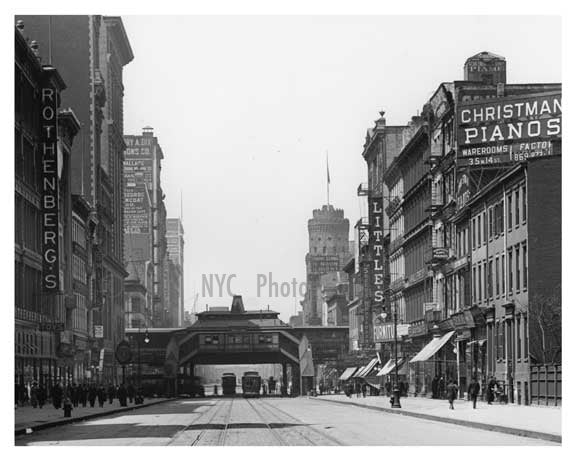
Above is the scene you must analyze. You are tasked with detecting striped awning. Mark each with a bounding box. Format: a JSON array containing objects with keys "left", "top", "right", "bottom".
[
  {"left": 339, "top": 367, "right": 358, "bottom": 381},
  {"left": 377, "top": 358, "right": 406, "bottom": 376},
  {"left": 356, "top": 358, "right": 379, "bottom": 378},
  {"left": 410, "top": 331, "right": 455, "bottom": 363}
]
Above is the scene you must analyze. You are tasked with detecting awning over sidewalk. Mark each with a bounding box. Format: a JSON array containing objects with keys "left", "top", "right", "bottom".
[
  {"left": 339, "top": 367, "right": 358, "bottom": 381},
  {"left": 377, "top": 358, "right": 406, "bottom": 376},
  {"left": 351, "top": 365, "right": 366, "bottom": 378},
  {"left": 356, "top": 358, "right": 379, "bottom": 378},
  {"left": 410, "top": 331, "right": 455, "bottom": 363}
]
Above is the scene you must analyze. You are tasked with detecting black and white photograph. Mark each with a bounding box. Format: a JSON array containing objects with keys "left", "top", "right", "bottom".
[{"left": 4, "top": 0, "right": 572, "bottom": 454}]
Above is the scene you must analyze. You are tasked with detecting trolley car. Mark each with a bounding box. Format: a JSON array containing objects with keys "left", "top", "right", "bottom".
[
  {"left": 222, "top": 373, "right": 237, "bottom": 395},
  {"left": 241, "top": 371, "right": 261, "bottom": 397}
]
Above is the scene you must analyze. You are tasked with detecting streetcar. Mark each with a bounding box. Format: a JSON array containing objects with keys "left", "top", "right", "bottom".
[
  {"left": 241, "top": 371, "right": 262, "bottom": 397},
  {"left": 222, "top": 373, "right": 237, "bottom": 395}
]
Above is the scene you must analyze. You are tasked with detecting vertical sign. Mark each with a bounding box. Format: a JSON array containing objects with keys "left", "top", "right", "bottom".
[
  {"left": 370, "top": 197, "right": 385, "bottom": 304},
  {"left": 41, "top": 84, "right": 59, "bottom": 292}
]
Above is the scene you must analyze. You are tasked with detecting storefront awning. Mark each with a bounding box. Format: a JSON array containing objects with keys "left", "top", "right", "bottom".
[
  {"left": 339, "top": 367, "right": 358, "bottom": 381},
  {"left": 377, "top": 358, "right": 406, "bottom": 376},
  {"left": 351, "top": 365, "right": 366, "bottom": 378},
  {"left": 410, "top": 331, "right": 455, "bottom": 363},
  {"left": 356, "top": 358, "right": 379, "bottom": 378}
]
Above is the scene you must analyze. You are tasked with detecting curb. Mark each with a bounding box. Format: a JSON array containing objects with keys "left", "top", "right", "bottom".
[
  {"left": 15, "top": 398, "right": 180, "bottom": 437},
  {"left": 312, "top": 397, "right": 561, "bottom": 444}
]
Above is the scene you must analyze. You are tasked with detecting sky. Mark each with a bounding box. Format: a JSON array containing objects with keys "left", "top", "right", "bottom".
[{"left": 120, "top": 15, "right": 561, "bottom": 323}]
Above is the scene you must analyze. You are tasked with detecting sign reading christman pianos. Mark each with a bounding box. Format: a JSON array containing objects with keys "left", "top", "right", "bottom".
[
  {"left": 457, "top": 92, "right": 561, "bottom": 167},
  {"left": 41, "top": 82, "right": 60, "bottom": 292}
]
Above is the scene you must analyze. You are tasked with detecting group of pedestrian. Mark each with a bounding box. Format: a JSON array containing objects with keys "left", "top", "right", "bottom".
[{"left": 15, "top": 381, "right": 140, "bottom": 410}]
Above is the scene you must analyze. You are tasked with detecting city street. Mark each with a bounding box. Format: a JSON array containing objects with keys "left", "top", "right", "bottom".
[{"left": 15, "top": 397, "right": 558, "bottom": 446}]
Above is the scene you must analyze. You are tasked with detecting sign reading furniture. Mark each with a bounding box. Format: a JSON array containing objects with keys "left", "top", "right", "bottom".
[{"left": 457, "top": 92, "right": 561, "bottom": 167}]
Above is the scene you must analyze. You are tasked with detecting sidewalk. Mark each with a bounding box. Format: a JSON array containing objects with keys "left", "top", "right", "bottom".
[
  {"left": 15, "top": 398, "right": 175, "bottom": 435},
  {"left": 314, "top": 394, "right": 561, "bottom": 443}
]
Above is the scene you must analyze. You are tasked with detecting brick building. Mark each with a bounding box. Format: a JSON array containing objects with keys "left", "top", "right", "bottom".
[
  {"left": 15, "top": 22, "right": 81, "bottom": 388},
  {"left": 124, "top": 127, "right": 169, "bottom": 327}
]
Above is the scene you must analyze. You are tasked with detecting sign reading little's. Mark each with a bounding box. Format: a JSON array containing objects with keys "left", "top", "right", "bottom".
[{"left": 457, "top": 92, "right": 561, "bottom": 167}]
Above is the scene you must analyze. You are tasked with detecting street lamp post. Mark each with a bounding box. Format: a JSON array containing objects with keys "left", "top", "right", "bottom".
[
  {"left": 391, "top": 301, "right": 402, "bottom": 408},
  {"left": 136, "top": 325, "right": 150, "bottom": 402}
]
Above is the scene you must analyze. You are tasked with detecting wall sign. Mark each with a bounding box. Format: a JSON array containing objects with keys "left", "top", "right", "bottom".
[
  {"left": 369, "top": 197, "right": 385, "bottom": 304},
  {"left": 40, "top": 84, "right": 60, "bottom": 292},
  {"left": 457, "top": 92, "right": 561, "bottom": 167}
]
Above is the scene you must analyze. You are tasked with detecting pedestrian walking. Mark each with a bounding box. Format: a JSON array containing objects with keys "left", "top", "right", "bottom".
[
  {"left": 468, "top": 377, "right": 481, "bottom": 409},
  {"left": 97, "top": 385, "right": 106, "bottom": 408},
  {"left": 361, "top": 382, "right": 367, "bottom": 398},
  {"left": 447, "top": 380, "right": 458, "bottom": 410},
  {"left": 30, "top": 382, "right": 39, "bottom": 408},
  {"left": 71, "top": 383, "right": 79, "bottom": 407},
  {"left": 107, "top": 383, "right": 115, "bottom": 404},
  {"left": 88, "top": 384, "right": 97, "bottom": 407},
  {"left": 117, "top": 383, "right": 128, "bottom": 407},
  {"left": 80, "top": 384, "right": 88, "bottom": 407},
  {"left": 127, "top": 382, "right": 135, "bottom": 403},
  {"left": 52, "top": 382, "right": 63, "bottom": 409},
  {"left": 431, "top": 375, "right": 439, "bottom": 399},
  {"left": 37, "top": 384, "right": 46, "bottom": 408},
  {"left": 487, "top": 376, "right": 497, "bottom": 405}
]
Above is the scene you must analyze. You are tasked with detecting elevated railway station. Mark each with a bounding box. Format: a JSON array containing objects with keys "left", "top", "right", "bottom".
[{"left": 125, "top": 296, "right": 347, "bottom": 396}]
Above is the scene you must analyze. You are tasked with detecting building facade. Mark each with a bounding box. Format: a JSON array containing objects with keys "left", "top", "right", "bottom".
[
  {"left": 166, "top": 218, "right": 185, "bottom": 327},
  {"left": 378, "top": 52, "right": 561, "bottom": 404},
  {"left": 124, "top": 127, "right": 169, "bottom": 327},
  {"left": 15, "top": 22, "right": 81, "bottom": 389},
  {"left": 18, "top": 15, "right": 134, "bottom": 384}
]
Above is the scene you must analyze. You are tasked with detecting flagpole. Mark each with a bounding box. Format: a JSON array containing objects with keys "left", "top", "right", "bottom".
[{"left": 326, "top": 151, "right": 330, "bottom": 206}]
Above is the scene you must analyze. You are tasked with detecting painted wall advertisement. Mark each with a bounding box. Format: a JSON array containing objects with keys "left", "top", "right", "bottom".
[
  {"left": 41, "top": 83, "right": 60, "bottom": 292},
  {"left": 457, "top": 92, "right": 561, "bottom": 167},
  {"left": 124, "top": 136, "right": 153, "bottom": 234}
]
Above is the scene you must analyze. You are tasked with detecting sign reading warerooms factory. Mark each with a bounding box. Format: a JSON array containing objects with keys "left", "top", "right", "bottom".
[{"left": 457, "top": 92, "right": 561, "bottom": 167}]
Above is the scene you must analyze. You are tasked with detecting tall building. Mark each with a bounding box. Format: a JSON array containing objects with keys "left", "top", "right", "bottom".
[
  {"left": 166, "top": 218, "right": 185, "bottom": 327},
  {"left": 15, "top": 22, "right": 81, "bottom": 388},
  {"left": 18, "top": 15, "right": 134, "bottom": 383},
  {"left": 303, "top": 205, "right": 350, "bottom": 326},
  {"left": 124, "top": 127, "right": 168, "bottom": 327},
  {"left": 356, "top": 112, "right": 407, "bottom": 350}
]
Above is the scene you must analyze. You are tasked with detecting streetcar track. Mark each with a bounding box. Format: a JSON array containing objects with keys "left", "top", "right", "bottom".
[
  {"left": 244, "top": 398, "right": 287, "bottom": 446},
  {"left": 192, "top": 398, "right": 233, "bottom": 446},
  {"left": 258, "top": 398, "right": 345, "bottom": 446}
]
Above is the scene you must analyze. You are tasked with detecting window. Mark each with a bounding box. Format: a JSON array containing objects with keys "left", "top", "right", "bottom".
[
  {"left": 508, "top": 250, "right": 513, "bottom": 293},
  {"left": 483, "top": 211, "right": 487, "bottom": 244},
  {"left": 515, "top": 246, "right": 520, "bottom": 292},
  {"left": 483, "top": 261, "right": 488, "bottom": 301},
  {"left": 523, "top": 243, "right": 527, "bottom": 290},
  {"left": 515, "top": 189, "right": 520, "bottom": 226},
  {"left": 523, "top": 315, "right": 528, "bottom": 359},
  {"left": 477, "top": 216, "right": 482, "bottom": 247},
  {"left": 516, "top": 317, "right": 521, "bottom": 360},
  {"left": 472, "top": 267, "right": 476, "bottom": 302},
  {"left": 522, "top": 185, "right": 527, "bottom": 223},
  {"left": 478, "top": 264, "right": 483, "bottom": 301},
  {"left": 507, "top": 194, "right": 513, "bottom": 230},
  {"left": 495, "top": 257, "right": 500, "bottom": 296},
  {"left": 472, "top": 218, "right": 476, "bottom": 248},
  {"left": 488, "top": 260, "right": 493, "bottom": 299},
  {"left": 489, "top": 208, "right": 494, "bottom": 239},
  {"left": 501, "top": 257, "right": 505, "bottom": 295}
]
